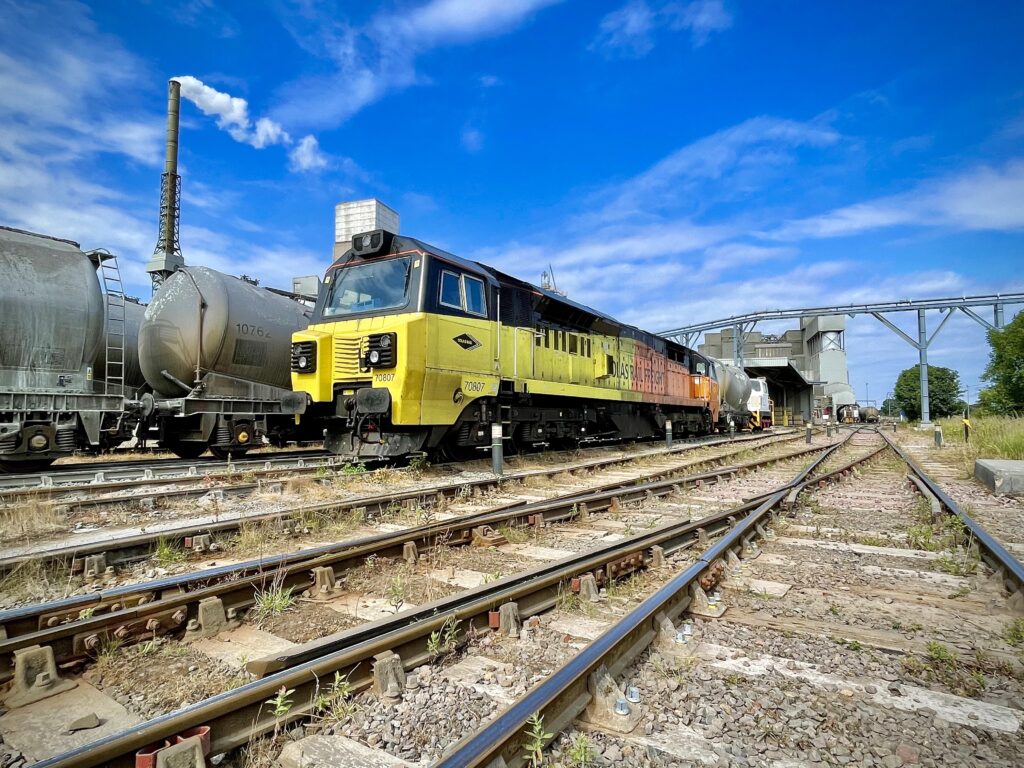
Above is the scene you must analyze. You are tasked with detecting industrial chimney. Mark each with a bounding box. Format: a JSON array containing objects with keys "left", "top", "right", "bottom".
[{"left": 145, "top": 79, "right": 185, "bottom": 286}]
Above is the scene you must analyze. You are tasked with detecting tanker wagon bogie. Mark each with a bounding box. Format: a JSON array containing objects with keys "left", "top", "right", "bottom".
[
  {"left": 0, "top": 226, "right": 145, "bottom": 472},
  {"left": 139, "top": 267, "right": 316, "bottom": 460},
  {"left": 290, "top": 229, "right": 725, "bottom": 462}
]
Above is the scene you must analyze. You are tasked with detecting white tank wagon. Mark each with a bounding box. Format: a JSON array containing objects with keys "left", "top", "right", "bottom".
[
  {"left": 0, "top": 226, "right": 143, "bottom": 471},
  {"left": 711, "top": 359, "right": 753, "bottom": 430},
  {"left": 746, "top": 376, "right": 774, "bottom": 430},
  {"left": 138, "top": 267, "right": 314, "bottom": 459}
]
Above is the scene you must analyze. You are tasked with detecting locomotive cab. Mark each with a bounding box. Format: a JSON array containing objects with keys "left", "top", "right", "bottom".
[{"left": 292, "top": 230, "right": 501, "bottom": 458}]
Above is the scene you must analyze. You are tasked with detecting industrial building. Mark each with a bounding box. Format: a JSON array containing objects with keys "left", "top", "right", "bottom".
[
  {"left": 333, "top": 199, "right": 400, "bottom": 259},
  {"left": 698, "top": 316, "right": 856, "bottom": 424}
]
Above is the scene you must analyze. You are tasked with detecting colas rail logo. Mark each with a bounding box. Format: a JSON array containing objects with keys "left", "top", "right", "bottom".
[{"left": 452, "top": 333, "right": 481, "bottom": 351}]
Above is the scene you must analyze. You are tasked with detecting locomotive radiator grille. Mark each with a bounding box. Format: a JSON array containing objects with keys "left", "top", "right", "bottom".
[{"left": 333, "top": 337, "right": 371, "bottom": 382}]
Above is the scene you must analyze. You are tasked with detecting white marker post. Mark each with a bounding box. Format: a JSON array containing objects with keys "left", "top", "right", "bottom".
[{"left": 491, "top": 423, "right": 504, "bottom": 476}]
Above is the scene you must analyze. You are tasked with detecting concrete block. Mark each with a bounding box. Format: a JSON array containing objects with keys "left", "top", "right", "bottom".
[
  {"left": 975, "top": 459, "right": 1024, "bottom": 496},
  {"left": 192, "top": 626, "right": 296, "bottom": 669},
  {"left": 0, "top": 680, "right": 142, "bottom": 762},
  {"left": 280, "top": 734, "right": 413, "bottom": 768}
]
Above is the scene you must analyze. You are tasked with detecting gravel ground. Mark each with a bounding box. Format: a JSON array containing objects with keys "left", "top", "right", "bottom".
[{"left": 595, "top": 429, "right": 1024, "bottom": 767}]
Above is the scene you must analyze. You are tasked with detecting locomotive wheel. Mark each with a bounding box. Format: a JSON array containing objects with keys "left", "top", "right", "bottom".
[
  {"left": 210, "top": 445, "right": 249, "bottom": 461},
  {"left": 0, "top": 457, "right": 57, "bottom": 474},
  {"left": 166, "top": 442, "right": 207, "bottom": 460}
]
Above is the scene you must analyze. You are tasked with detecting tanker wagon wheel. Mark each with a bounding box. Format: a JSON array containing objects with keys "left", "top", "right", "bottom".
[{"left": 209, "top": 445, "right": 249, "bottom": 461}]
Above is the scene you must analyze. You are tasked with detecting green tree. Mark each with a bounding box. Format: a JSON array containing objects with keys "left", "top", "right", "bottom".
[
  {"left": 893, "top": 365, "right": 965, "bottom": 420},
  {"left": 880, "top": 397, "right": 900, "bottom": 418},
  {"left": 979, "top": 312, "right": 1024, "bottom": 414}
]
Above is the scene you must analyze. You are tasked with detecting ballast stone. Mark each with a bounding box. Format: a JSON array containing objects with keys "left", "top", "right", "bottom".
[{"left": 974, "top": 459, "right": 1024, "bottom": 496}]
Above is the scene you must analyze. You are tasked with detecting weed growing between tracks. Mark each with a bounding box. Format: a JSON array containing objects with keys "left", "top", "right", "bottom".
[
  {"left": 0, "top": 497, "right": 66, "bottom": 543},
  {"left": 900, "top": 642, "right": 991, "bottom": 698},
  {"left": 86, "top": 637, "right": 247, "bottom": 719},
  {"left": 0, "top": 556, "right": 72, "bottom": 606},
  {"left": 252, "top": 572, "right": 296, "bottom": 625}
]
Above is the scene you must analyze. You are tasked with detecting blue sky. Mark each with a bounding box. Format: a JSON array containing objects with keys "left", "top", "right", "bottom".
[{"left": 1, "top": 0, "right": 1022, "bottom": 404}]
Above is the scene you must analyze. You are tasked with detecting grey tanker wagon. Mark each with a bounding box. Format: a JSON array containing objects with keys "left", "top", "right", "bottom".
[
  {"left": 0, "top": 226, "right": 143, "bottom": 470},
  {"left": 138, "top": 267, "right": 314, "bottom": 458}
]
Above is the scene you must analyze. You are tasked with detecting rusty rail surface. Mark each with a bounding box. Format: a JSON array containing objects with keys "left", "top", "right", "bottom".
[{"left": 33, "top": 432, "right": 868, "bottom": 768}]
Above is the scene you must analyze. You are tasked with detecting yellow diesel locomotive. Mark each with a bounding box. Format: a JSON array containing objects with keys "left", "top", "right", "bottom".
[{"left": 291, "top": 230, "right": 722, "bottom": 459}]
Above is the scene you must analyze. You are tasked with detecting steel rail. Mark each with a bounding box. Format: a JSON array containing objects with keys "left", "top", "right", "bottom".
[
  {"left": 0, "top": 449, "right": 328, "bottom": 491},
  {"left": 0, "top": 430, "right": 800, "bottom": 574},
  {"left": 0, "top": 431, "right": 780, "bottom": 496},
  {"left": 0, "top": 436, "right": 822, "bottom": 677},
  {"left": 437, "top": 433, "right": 875, "bottom": 768},
  {"left": 34, "top": 433, "right": 863, "bottom": 768},
  {"left": 880, "top": 431, "right": 1024, "bottom": 599}
]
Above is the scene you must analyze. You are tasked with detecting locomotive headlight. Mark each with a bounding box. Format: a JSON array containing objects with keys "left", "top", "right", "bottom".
[
  {"left": 291, "top": 341, "right": 317, "bottom": 373},
  {"left": 365, "top": 333, "right": 396, "bottom": 368}
]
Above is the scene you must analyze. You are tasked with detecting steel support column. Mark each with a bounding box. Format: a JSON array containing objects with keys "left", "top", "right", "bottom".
[
  {"left": 995, "top": 304, "right": 1005, "bottom": 329},
  {"left": 733, "top": 324, "right": 743, "bottom": 368},
  {"left": 918, "top": 309, "right": 930, "bottom": 425}
]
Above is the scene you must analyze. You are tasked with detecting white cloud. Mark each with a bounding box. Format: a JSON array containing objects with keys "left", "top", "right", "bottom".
[
  {"left": 272, "top": 0, "right": 562, "bottom": 129},
  {"left": 0, "top": 1, "right": 344, "bottom": 297},
  {"left": 769, "top": 159, "right": 1024, "bottom": 240},
  {"left": 461, "top": 126, "right": 484, "bottom": 153},
  {"left": 468, "top": 112, "right": 1023, "bottom": 402},
  {"left": 395, "top": 0, "right": 561, "bottom": 42},
  {"left": 288, "top": 135, "right": 328, "bottom": 172},
  {"left": 592, "top": 116, "right": 840, "bottom": 222},
  {"left": 591, "top": 1, "right": 656, "bottom": 59},
  {"left": 665, "top": 0, "right": 733, "bottom": 47},
  {"left": 590, "top": 0, "right": 732, "bottom": 58}
]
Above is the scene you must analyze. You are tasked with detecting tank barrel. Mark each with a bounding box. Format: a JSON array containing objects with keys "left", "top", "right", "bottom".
[{"left": 145, "top": 79, "right": 185, "bottom": 285}]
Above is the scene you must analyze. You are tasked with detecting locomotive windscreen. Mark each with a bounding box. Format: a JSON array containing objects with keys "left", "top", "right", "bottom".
[{"left": 324, "top": 256, "right": 412, "bottom": 317}]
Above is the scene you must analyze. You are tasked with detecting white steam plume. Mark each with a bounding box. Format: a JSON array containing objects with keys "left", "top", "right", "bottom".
[{"left": 173, "top": 75, "right": 326, "bottom": 171}]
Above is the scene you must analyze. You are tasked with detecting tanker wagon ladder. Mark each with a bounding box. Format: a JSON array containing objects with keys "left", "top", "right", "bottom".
[{"left": 93, "top": 250, "right": 126, "bottom": 397}]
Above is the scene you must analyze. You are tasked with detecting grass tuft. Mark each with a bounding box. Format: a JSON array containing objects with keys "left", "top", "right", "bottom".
[{"left": 252, "top": 574, "right": 295, "bottom": 625}]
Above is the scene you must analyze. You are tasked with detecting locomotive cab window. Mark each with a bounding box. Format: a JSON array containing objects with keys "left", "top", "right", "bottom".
[
  {"left": 439, "top": 270, "right": 488, "bottom": 316},
  {"left": 464, "top": 276, "right": 486, "bottom": 316},
  {"left": 439, "top": 271, "right": 462, "bottom": 309}
]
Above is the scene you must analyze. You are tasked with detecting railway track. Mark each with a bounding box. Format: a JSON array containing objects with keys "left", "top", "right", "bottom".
[
  {"left": 0, "top": 431, "right": 826, "bottom": 679},
  {"left": 0, "top": 428, "right": 860, "bottom": 767},
  {"left": 0, "top": 436, "right": 794, "bottom": 514},
  {"left": 0, "top": 429, "right": 800, "bottom": 575},
  {"left": 0, "top": 449, "right": 329, "bottom": 492},
  {"left": 436, "top": 428, "right": 1024, "bottom": 768}
]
